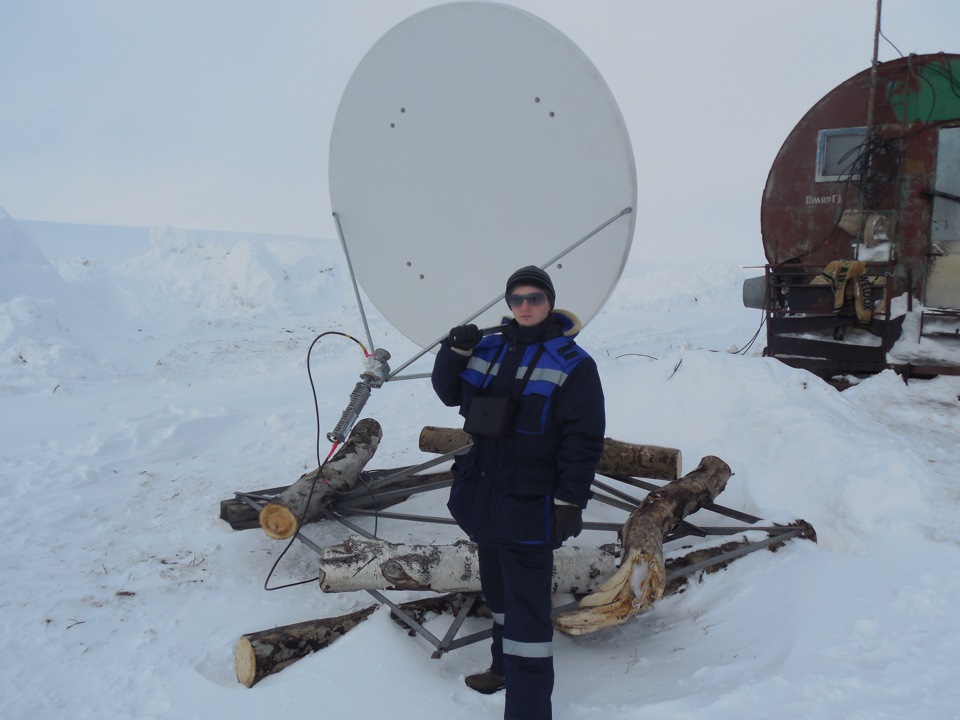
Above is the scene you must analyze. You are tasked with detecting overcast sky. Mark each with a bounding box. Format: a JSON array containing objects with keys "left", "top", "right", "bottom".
[{"left": 1, "top": 0, "right": 957, "bottom": 263}]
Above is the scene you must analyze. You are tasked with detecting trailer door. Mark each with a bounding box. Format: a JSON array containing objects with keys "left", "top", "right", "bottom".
[{"left": 924, "top": 127, "right": 960, "bottom": 308}]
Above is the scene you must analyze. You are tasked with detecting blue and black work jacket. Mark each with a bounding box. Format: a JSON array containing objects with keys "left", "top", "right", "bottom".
[{"left": 431, "top": 310, "right": 605, "bottom": 547}]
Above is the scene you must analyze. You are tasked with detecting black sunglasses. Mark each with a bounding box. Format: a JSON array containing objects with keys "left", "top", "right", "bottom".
[{"left": 506, "top": 292, "right": 547, "bottom": 308}]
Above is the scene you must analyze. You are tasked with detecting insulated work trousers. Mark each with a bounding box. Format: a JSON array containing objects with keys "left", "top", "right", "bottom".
[{"left": 478, "top": 543, "right": 554, "bottom": 720}]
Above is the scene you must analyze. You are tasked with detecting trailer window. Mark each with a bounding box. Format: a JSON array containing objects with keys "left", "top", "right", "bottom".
[{"left": 816, "top": 127, "right": 867, "bottom": 182}]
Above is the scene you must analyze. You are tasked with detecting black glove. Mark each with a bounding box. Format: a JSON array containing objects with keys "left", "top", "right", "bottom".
[
  {"left": 448, "top": 324, "right": 482, "bottom": 352},
  {"left": 552, "top": 504, "right": 583, "bottom": 543}
]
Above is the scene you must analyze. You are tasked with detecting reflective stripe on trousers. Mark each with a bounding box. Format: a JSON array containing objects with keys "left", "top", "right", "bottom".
[{"left": 503, "top": 638, "right": 553, "bottom": 658}]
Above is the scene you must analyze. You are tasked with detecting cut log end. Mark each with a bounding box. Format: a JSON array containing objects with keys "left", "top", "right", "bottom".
[
  {"left": 236, "top": 636, "right": 257, "bottom": 688},
  {"left": 259, "top": 502, "right": 298, "bottom": 540}
]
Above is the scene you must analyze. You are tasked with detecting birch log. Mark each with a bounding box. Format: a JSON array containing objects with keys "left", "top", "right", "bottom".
[
  {"left": 313, "top": 521, "right": 813, "bottom": 600},
  {"left": 315, "top": 536, "right": 618, "bottom": 595},
  {"left": 236, "top": 605, "right": 377, "bottom": 687},
  {"left": 418, "top": 426, "right": 681, "bottom": 480},
  {"left": 237, "top": 592, "right": 499, "bottom": 687},
  {"left": 258, "top": 418, "right": 382, "bottom": 539},
  {"left": 553, "top": 455, "right": 731, "bottom": 635}
]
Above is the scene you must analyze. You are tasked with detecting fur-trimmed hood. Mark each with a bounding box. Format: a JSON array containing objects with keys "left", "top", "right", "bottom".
[{"left": 498, "top": 308, "right": 582, "bottom": 339}]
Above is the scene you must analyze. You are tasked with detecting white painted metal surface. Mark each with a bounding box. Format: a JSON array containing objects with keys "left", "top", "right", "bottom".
[{"left": 329, "top": 1, "right": 636, "bottom": 349}]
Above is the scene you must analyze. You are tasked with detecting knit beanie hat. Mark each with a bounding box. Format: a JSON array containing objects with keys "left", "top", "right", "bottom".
[{"left": 505, "top": 265, "right": 556, "bottom": 308}]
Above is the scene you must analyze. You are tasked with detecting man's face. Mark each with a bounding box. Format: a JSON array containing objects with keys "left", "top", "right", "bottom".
[{"left": 507, "top": 284, "right": 551, "bottom": 327}]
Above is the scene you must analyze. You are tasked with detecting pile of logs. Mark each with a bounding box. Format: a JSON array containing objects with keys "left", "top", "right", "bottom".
[{"left": 231, "top": 419, "right": 815, "bottom": 686}]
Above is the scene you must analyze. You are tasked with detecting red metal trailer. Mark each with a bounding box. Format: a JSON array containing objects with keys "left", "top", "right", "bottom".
[{"left": 753, "top": 52, "right": 960, "bottom": 379}]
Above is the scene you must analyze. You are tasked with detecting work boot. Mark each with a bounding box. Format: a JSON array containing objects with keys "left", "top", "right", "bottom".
[{"left": 464, "top": 669, "right": 505, "bottom": 694}]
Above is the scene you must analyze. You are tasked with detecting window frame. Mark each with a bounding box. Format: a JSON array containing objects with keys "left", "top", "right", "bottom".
[{"left": 815, "top": 127, "right": 867, "bottom": 183}]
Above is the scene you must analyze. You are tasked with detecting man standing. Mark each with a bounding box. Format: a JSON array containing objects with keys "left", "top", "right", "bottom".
[{"left": 432, "top": 265, "right": 606, "bottom": 720}]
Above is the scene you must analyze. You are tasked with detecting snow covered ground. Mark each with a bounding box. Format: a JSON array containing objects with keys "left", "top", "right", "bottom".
[{"left": 2, "top": 208, "right": 960, "bottom": 719}]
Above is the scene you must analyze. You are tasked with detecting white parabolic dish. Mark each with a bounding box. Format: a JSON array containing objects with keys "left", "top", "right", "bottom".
[{"left": 329, "top": 1, "right": 637, "bottom": 350}]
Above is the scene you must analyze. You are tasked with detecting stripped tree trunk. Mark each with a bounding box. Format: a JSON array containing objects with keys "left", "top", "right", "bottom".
[
  {"left": 236, "top": 605, "right": 377, "bottom": 687},
  {"left": 418, "top": 426, "right": 681, "bottom": 480},
  {"left": 258, "top": 418, "right": 382, "bottom": 539},
  {"left": 315, "top": 536, "right": 618, "bottom": 595},
  {"left": 553, "top": 455, "right": 731, "bottom": 635}
]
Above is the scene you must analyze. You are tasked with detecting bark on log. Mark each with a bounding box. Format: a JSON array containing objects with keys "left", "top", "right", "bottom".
[
  {"left": 315, "top": 536, "right": 618, "bottom": 595},
  {"left": 553, "top": 455, "right": 731, "bottom": 635},
  {"left": 599, "top": 437, "right": 681, "bottom": 480},
  {"left": 418, "top": 426, "right": 682, "bottom": 480},
  {"left": 236, "top": 605, "right": 377, "bottom": 687},
  {"left": 259, "top": 418, "right": 382, "bottom": 539}
]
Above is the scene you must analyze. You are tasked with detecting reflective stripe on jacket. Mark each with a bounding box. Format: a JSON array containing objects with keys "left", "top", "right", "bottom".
[{"left": 461, "top": 333, "right": 587, "bottom": 436}]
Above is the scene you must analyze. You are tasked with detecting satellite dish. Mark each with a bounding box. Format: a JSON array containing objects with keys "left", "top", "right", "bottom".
[{"left": 329, "top": 1, "right": 636, "bottom": 350}]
